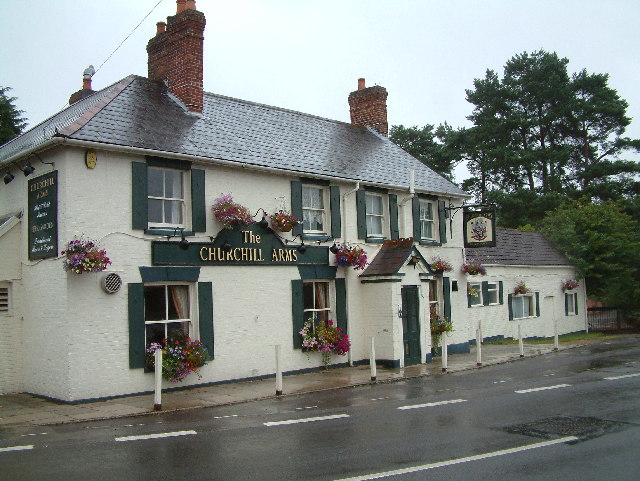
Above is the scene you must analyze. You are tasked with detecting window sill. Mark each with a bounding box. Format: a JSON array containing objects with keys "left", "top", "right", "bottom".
[
  {"left": 303, "top": 233, "right": 332, "bottom": 242},
  {"left": 419, "top": 240, "right": 442, "bottom": 247},
  {"left": 366, "top": 237, "right": 386, "bottom": 244},
  {"left": 145, "top": 228, "right": 195, "bottom": 237}
]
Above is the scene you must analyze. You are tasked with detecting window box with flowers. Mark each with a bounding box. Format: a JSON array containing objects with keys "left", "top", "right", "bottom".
[
  {"left": 461, "top": 259, "right": 487, "bottom": 276},
  {"left": 513, "top": 280, "right": 530, "bottom": 295},
  {"left": 430, "top": 256, "right": 453, "bottom": 275},
  {"left": 562, "top": 279, "right": 579, "bottom": 291},
  {"left": 146, "top": 333, "right": 210, "bottom": 383},
  {"left": 269, "top": 209, "right": 299, "bottom": 232},
  {"left": 212, "top": 193, "right": 254, "bottom": 228},
  {"left": 62, "top": 237, "right": 112, "bottom": 274},
  {"left": 300, "top": 318, "right": 350, "bottom": 370},
  {"left": 334, "top": 244, "right": 368, "bottom": 271},
  {"left": 430, "top": 315, "right": 453, "bottom": 351}
]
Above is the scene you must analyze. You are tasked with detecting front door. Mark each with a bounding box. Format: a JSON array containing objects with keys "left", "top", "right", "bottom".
[{"left": 402, "top": 286, "right": 421, "bottom": 366}]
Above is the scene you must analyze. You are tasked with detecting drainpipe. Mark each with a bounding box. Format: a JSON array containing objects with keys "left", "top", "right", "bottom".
[{"left": 341, "top": 181, "right": 359, "bottom": 366}]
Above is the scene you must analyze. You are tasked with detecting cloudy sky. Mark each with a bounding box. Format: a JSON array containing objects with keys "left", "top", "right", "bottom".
[{"left": 2, "top": 0, "right": 639, "bottom": 182}]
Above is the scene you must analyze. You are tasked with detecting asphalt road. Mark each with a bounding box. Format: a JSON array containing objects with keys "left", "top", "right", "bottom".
[{"left": 1, "top": 337, "right": 639, "bottom": 480}]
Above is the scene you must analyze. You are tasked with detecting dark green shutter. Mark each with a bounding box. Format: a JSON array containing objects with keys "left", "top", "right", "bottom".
[
  {"left": 574, "top": 294, "right": 578, "bottom": 315},
  {"left": 443, "top": 277, "right": 452, "bottom": 321},
  {"left": 132, "top": 162, "right": 148, "bottom": 230},
  {"left": 389, "top": 194, "right": 399, "bottom": 239},
  {"left": 535, "top": 292, "right": 540, "bottom": 317},
  {"left": 565, "top": 293, "right": 569, "bottom": 316},
  {"left": 335, "top": 278, "right": 347, "bottom": 333},
  {"left": 438, "top": 200, "right": 447, "bottom": 244},
  {"left": 499, "top": 281, "right": 504, "bottom": 304},
  {"left": 128, "top": 283, "right": 146, "bottom": 368},
  {"left": 191, "top": 169, "right": 206, "bottom": 232},
  {"left": 356, "top": 189, "right": 367, "bottom": 240},
  {"left": 198, "top": 282, "right": 214, "bottom": 357},
  {"left": 291, "top": 181, "right": 303, "bottom": 237},
  {"left": 508, "top": 294, "right": 514, "bottom": 320},
  {"left": 292, "top": 280, "right": 304, "bottom": 348},
  {"left": 482, "top": 281, "right": 489, "bottom": 306},
  {"left": 467, "top": 283, "right": 473, "bottom": 308},
  {"left": 330, "top": 186, "right": 342, "bottom": 238},
  {"left": 412, "top": 196, "right": 421, "bottom": 241}
]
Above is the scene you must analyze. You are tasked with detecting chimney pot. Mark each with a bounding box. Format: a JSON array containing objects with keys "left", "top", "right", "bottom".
[
  {"left": 186, "top": 0, "right": 196, "bottom": 9},
  {"left": 358, "top": 78, "right": 366, "bottom": 90},
  {"left": 156, "top": 21, "right": 166, "bottom": 35},
  {"left": 176, "top": 0, "right": 186, "bottom": 13}
]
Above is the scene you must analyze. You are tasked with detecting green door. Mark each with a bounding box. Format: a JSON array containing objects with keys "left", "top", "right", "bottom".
[{"left": 402, "top": 286, "right": 422, "bottom": 366}]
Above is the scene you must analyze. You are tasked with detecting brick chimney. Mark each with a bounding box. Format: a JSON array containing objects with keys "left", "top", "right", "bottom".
[
  {"left": 348, "top": 78, "right": 388, "bottom": 137},
  {"left": 69, "top": 65, "right": 96, "bottom": 105},
  {"left": 147, "top": 0, "right": 206, "bottom": 113}
]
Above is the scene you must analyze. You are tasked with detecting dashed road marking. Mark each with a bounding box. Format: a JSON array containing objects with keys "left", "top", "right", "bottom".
[
  {"left": 0, "top": 445, "right": 34, "bottom": 453},
  {"left": 398, "top": 399, "right": 467, "bottom": 410},
  {"left": 515, "top": 384, "right": 571, "bottom": 394},
  {"left": 264, "top": 414, "right": 349, "bottom": 427},
  {"left": 604, "top": 373, "right": 640, "bottom": 381},
  {"left": 115, "top": 430, "right": 197, "bottom": 442}
]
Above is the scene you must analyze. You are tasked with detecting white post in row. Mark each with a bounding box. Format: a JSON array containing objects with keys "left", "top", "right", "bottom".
[
  {"left": 154, "top": 348, "right": 162, "bottom": 411},
  {"left": 441, "top": 333, "right": 448, "bottom": 372},
  {"left": 476, "top": 328, "right": 482, "bottom": 367},
  {"left": 518, "top": 324, "right": 525, "bottom": 358},
  {"left": 275, "top": 344, "right": 283, "bottom": 396},
  {"left": 554, "top": 316, "right": 559, "bottom": 351},
  {"left": 370, "top": 337, "right": 377, "bottom": 382}
]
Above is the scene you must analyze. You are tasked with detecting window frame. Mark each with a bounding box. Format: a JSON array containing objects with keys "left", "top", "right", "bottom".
[
  {"left": 143, "top": 282, "right": 195, "bottom": 347},
  {"left": 566, "top": 292, "right": 578, "bottom": 316},
  {"left": 428, "top": 279, "right": 442, "bottom": 319},
  {"left": 302, "top": 185, "right": 328, "bottom": 234},
  {"left": 365, "top": 192, "right": 385, "bottom": 239},
  {"left": 147, "top": 166, "right": 188, "bottom": 230},
  {"left": 485, "top": 282, "right": 499, "bottom": 305},
  {"left": 419, "top": 199, "right": 436, "bottom": 241},
  {"left": 302, "top": 280, "right": 334, "bottom": 326},
  {"left": 468, "top": 282, "right": 483, "bottom": 307},
  {"left": 512, "top": 293, "right": 536, "bottom": 320}
]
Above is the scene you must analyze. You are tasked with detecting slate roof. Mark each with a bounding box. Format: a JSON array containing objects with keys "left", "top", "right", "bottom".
[
  {"left": 361, "top": 238, "right": 428, "bottom": 276},
  {"left": 469, "top": 228, "right": 572, "bottom": 266},
  {"left": 0, "top": 76, "right": 466, "bottom": 197}
]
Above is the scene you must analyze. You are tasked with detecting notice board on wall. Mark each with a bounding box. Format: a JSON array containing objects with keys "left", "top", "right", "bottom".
[{"left": 28, "top": 170, "right": 58, "bottom": 260}]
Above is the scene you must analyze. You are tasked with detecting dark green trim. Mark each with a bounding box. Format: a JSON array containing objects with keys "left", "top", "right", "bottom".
[
  {"left": 574, "top": 293, "right": 578, "bottom": 315},
  {"left": 366, "top": 237, "right": 385, "bottom": 243},
  {"left": 291, "top": 180, "right": 303, "bottom": 237},
  {"left": 191, "top": 168, "right": 206, "bottom": 232},
  {"left": 389, "top": 194, "right": 399, "bottom": 239},
  {"left": 499, "top": 281, "right": 504, "bottom": 304},
  {"left": 412, "top": 196, "right": 420, "bottom": 241},
  {"left": 299, "top": 177, "right": 330, "bottom": 186},
  {"left": 132, "top": 162, "right": 148, "bottom": 230},
  {"left": 127, "top": 283, "right": 146, "bottom": 369},
  {"left": 482, "top": 281, "right": 489, "bottom": 306},
  {"left": 438, "top": 200, "right": 447, "bottom": 244},
  {"left": 443, "top": 276, "right": 452, "bottom": 321},
  {"left": 291, "top": 279, "right": 304, "bottom": 349},
  {"left": 416, "top": 193, "right": 438, "bottom": 201},
  {"left": 297, "top": 265, "right": 337, "bottom": 279},
  {"left": 508, "top": 293, "right": 514, "bottom": 320},
  {"left": 535, "top": 292, "right": 540, "bottom": 317},
  {"left": 335, "top": 278, "right": 347, "bottom": 333},
  {"left": 565, "top": 293, "right": 569, "bottom": 316},
  {"left": 145, "top": 229, "right": 195, "bottom": 237},
  {"left": 146, "top": 155, "right": 191, "bottom": 170},
  {"left": 356, "top": 189, "right": 367, "bottom": 240},
  {"left": 139, "top": 266, "right": 201, "bottom": 282},
  {"left": 361, "top": 278, "right": 403, "bottom": 284},
  {"left": 363, "top": 186, "right": 389, "bottom": 194},
  {"left": 198, "top": 282, "right": 214, "bottom": 357},
  {"left": 330, "top": 186, "right": 342, "bottom": 239}
]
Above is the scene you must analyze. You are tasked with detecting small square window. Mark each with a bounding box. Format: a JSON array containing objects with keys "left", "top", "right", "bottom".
[
  {"left": 303, "top": 281, "right": 332, "bottom": 325},
  {"left": 512, "top": 294, "right": 535, "bottom": 319},
  {"left": 144, "top": 284, "right": 192, "bottom": 346}
]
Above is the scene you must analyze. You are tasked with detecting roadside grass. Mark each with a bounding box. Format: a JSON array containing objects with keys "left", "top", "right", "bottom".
[{"left": 483, "top": 331, "right": 618, "bottom": 345}]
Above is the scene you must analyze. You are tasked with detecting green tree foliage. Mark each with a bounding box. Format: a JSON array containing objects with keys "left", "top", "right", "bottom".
[
  {"left": 0, "top": 87, "right": 27, "bottom": 145},
  {"left": 539, "top": 200, "right": 640, "bottom": 306},
  {"left": 389, "top": 123, "right": 461, "bottom": 181}
]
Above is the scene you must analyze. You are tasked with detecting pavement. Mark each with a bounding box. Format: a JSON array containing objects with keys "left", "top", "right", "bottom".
[{"left": 0, "top": 342, "right": 586, "bottom": 428}]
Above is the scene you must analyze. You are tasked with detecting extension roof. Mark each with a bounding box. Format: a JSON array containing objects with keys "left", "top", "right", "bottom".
[
  {"left": 469, "top": 228, "right": 572, "bottom": 266},
  {"left": 0, "top": 76, "right": 466, "bottom": 197}
]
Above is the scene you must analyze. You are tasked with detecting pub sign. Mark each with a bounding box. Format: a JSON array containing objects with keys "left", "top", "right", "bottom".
[{"left": 463, "top": 207, "right": 496, "bottom": 248}]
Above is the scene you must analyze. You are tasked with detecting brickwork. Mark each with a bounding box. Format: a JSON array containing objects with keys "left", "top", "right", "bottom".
[
  {"left": 348, "top": 82, "right": 389, "bottom": 137},
  {"left": 147, "top": 7, "right": 206, "bottom": 113}
]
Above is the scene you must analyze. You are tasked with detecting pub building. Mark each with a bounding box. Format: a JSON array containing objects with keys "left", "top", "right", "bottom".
[{"left": 0, "top": 1, "right": 586, "bottom": 402}]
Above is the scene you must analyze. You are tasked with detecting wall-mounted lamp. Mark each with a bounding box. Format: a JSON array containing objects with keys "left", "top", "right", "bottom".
[
  {"left": 284, "top": 234, "right": 307, "bottom": 254},
  {"left": 253, "top": 208, "right": 269, "bottom": 229},
  {"left": 22, "top": 162, "right": 35, "bottom": 177},
  {"left": 167, "top": 227, "right": 190, "bottom": 250},
  {"left": 407, "top": 255, "right": 421, "bottom": 268},
  {"left": 329, "top": 243, "right": 340, "bottom": 254},
  {"left": 210, "top": 234, "right": 232, "bottom": 252},
  {"left": 3, "top": 172, "right": 14, "bottom": 184}
]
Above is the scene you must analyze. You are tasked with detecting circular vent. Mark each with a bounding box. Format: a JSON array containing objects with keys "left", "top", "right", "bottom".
[{"left": 101, "top": 272, "right": 123, "bottom": 294}]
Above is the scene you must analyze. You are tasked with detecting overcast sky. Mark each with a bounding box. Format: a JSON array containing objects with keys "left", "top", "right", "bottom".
[{"left": 2, "top": 0, "right": 639, "bottom": 182}]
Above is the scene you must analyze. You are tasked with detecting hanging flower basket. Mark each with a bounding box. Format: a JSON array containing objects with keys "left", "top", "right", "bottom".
[
  {"left": 430, "top": 256, "right": 453, "bottom": 274},
  {"left": 514, "top": 280, "right": 530, "bottom": 295},
  {"left": 300, "top": 318, "right": 350, "bottom": 370},
  {"left": 562, "top": 279, "right": 579, "bottom": 291},
  {"left": 334, "top": 244, "right": 368, "bottom": 270},
  {"left": 461, "top": 259, "right": 487, "bottom": 276},
  {"left": 62, "top": 237, "right": 111, "bottom": 274},
  {"left": 269, "top": 209, "right": 299, "bottom": 232},
  {"left": 146, "top": 334, "right": 210, "bottom": 383},
  {"left": 430, "top": 315, "right": 453, "bottom": 350},
  {"left": 212, "top": 193, "right": 254, "bottom": 228}
]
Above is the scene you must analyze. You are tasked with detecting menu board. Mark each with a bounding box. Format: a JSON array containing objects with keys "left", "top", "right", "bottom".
[{"left": 28, "top": 170, "right": 58, "bottom": 260}]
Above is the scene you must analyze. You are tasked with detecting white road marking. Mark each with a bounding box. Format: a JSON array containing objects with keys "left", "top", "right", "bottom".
[
  {"left": 397, "top": 399, "right": 467, "bottom": 410},
  {"left": 0, "top": 445, "right": 34, "bottom": 453},
  {"left": 295, "top": 405, "right": 318, "bottom": 410},
  {"left": 114, "top": 430, "right": 197, "bottom": 442},
  {"left": 604, "top": 373, "right": 640, "bottom": 380},
  {"left": 331, "top": 436, "right": 578, "bottom": 481},
  {"left": 213, "top": 414, "right": 239, "bottom": 419},
  {"left": 264, "top": 414, "right": 349, "bottom": 426},
  {"left": 515, "top": 384, "right": 571, "bottom": 394}
]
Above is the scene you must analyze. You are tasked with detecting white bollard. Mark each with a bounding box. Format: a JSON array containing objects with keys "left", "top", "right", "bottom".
[
  {"left": 370, "top": 337, "right": 377, "bottom": 381},
  {"left": 441, "top": 333, "right": 448, "bottom": 372},
  {"left": 476, "top": 328, "right": 482, "bottom": 367},
  {"left": 518, "top": 324, "right": 524, "bottom": 358},
  {"left": 154, "top": 349, "right": 162, "bottom": 411},
  {"left": 275, "top": 344, "right": 283, "bottom": 396},
  {"left": 554, "top": 316, "right": 559, "bottom": 351}
]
